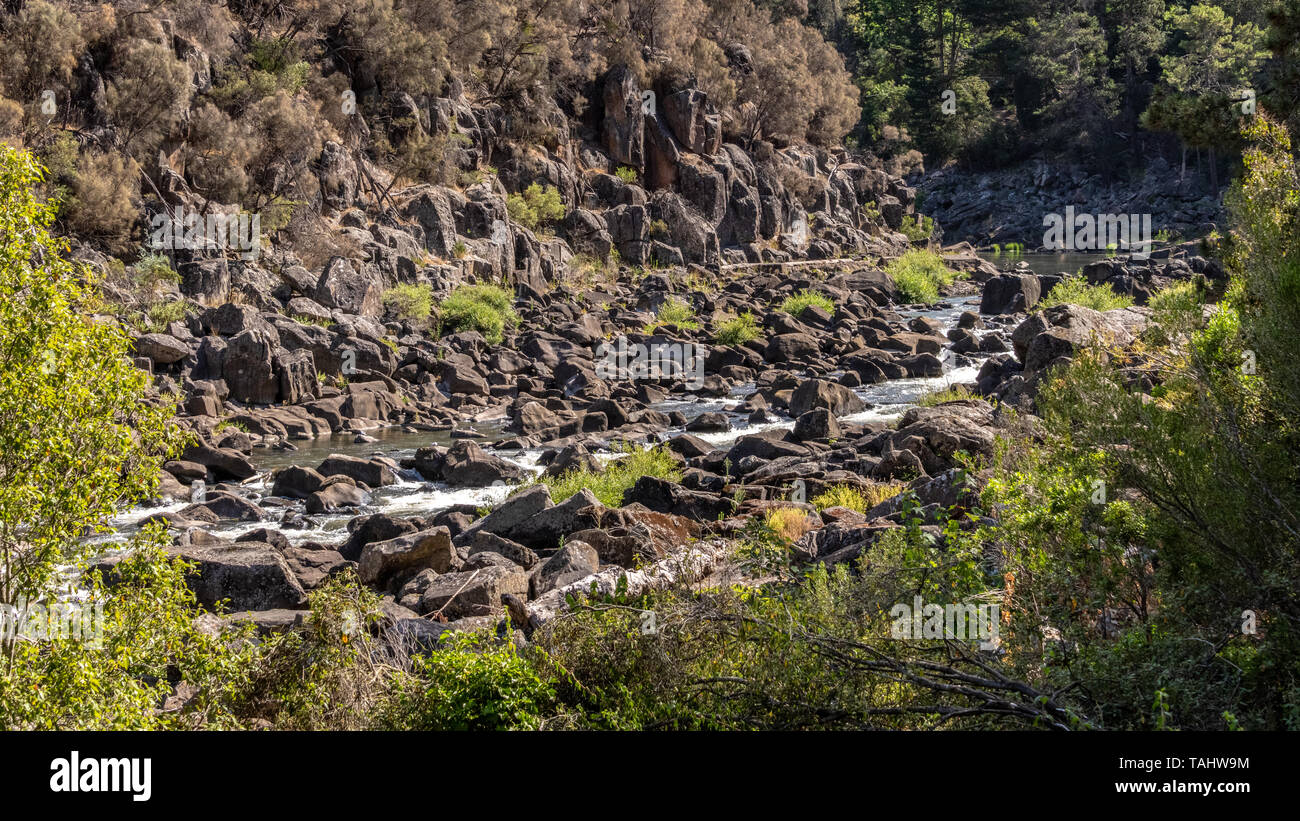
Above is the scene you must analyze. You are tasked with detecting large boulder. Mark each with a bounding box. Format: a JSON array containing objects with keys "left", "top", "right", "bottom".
[
  {"left": 171, "top": 542, "right": 307, "bottom": 611},
  {"left": 417, "top": 565, "right": 529, "bottom": 619},
  {"left": 1012, "top": 304, "right": 1148, "bottom": 375},
  {"left": 316, "top": 256, "right": 382, "bottom": 317},
  {"left": 887, "top": 400, "right": 999, "bottom": 475},
  {"left": 981, "top": 273, "right": 1041, "bottom": 315},
  {"left": 318, "top": 454, "right": 398, "bottom": 488},
  {"left": 440, "top": 441, "right": 527, "bottom": 487},
  {"left": 135, "top": 333, "right": 190, "bottom": 365},
  {"left": 222, "top": 329, "right": 279, "bottom": 404},
  {"left": 359, "top": 527, "right": 457, "bottom": 587},
  {"left": 662, "top": 86, "right": 721, "bottom": 156},
  {"left": 789, "top": 379, "right": 867, "bottom": 417},
  {"left": 531, "top": 540, "right": 600, "bottom": 597}
]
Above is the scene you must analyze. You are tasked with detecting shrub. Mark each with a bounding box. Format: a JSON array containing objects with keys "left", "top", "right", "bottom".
[
  {"left": 885, "top": 249, "right": 963, "bottom": 304},
  {"left": 648, "top": 298, "right": 699, "bottom": 331},
  {"left": 105, "top": 39, "right": 194, "bottom": 158},
  {"left": 382, "top": 283, "right": 433, "bottom": 321},
  {"left": 0, "top": 145, "right": 186, "bottom": 666},
  {"left": 438, "top": 284, "right": 519, "bottom": 344},
  {"left": 614, "top": 166, "right": 638, "bottom": 183},
  {"left": 134, "top": 253, "right": 180, "bottom": 291},
  {"left": 0, "top": 536, "right": 258, "bottom": 730},
  {"left": 714, "top": 312, "right": 761, "bottom": 345},
  {"left": 533, "top": 445, "right": 682, "bottom": 507},
  {"left": 568, "top": 253, "right": 618, "bottom": 287},
  {"left": 778, "top": 289, "right": 835, "bottom": 316},
  {"left": 812, "top": 482, "right": 904, "bottom": 512},
  {"left": 60, "top": 150, "right": 141, "bottom": 257},
  {"left": 765, "top": 507, "right": 813, "bottom": 543},
  {"left": 146, "top": 300, "right": 186, "bottom": 331},
  {"left": 1038, "top": 275, "right": 1134, "bottom": 312},
  {"left": 1148, "top": 279, "right": 1205, "bottom": 338},
  {"left": 378, "top": 630, "right": 555, "bottom": 730},
  {"left": 899, "top": 214, "right": 934, "bottom": 242},
  {"left": 506, "top": 182, "right": 565, "bottom": 231}
]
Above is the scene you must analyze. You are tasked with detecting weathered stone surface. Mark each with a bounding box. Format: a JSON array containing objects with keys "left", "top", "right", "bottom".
[
  {"left": 171, "top": 542, "right": 307, "bottom": 611},
  {"left": 359, "top": 527, "right": 456, "bottom": 586}
]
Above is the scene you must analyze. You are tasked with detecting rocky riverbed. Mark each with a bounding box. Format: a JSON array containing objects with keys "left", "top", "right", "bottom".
[{"left": 92, "top": 240, "right": 1220, "bottom": 648}]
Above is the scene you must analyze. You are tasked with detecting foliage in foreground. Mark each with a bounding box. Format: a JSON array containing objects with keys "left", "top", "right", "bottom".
[{"left": 0, "top": 145, "right": 185, "bottom": 660}]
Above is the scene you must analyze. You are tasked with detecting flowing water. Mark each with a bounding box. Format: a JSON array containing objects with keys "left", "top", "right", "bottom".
[{"left": 103, "top": 295, "right": 995, "bottom": 546}]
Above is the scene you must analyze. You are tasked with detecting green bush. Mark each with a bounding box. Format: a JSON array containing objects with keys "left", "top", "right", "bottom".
[
  {"left": 378, "top": 631, "right": 555, "bottom": 730},
  {"left": 614, "top": 166, "right": 638, "bottom": 184},
  {"left": 648, "top": 297, "right": 699, "bottom": 331},
  {"left": 811, "top": 482, "right": 904, "bottom": 512},
  {"left": 1148, "top": 279, "right": 1205, "bottom": 339},
  {"left": 532, "top": 445, "right": 682, "bottom": 507},
  {"left": 382, "top": 282, "right": 433, "bottom": 321},
  {"left": 438, "top": 284, "right": 519, "bottom": 344},
  {"left": 0, "top": 536, "right": 258, "bottom": 730},
  {"left": 1038, "top": 275, "right": 1134, "bottom": 312},
  {"left": 506, "top": 182, "right": 565, "bottom": 231},
  {"left": 778, "top": 289, "right": 835, "bottom": 316},
  {"left": 146, "top": 300, "right": 186, "bottom": 331},
  {"left": 885, "top": 249, "right": 963, "bottom": 304},
  {"left": 714, "top": 312, "right": 761, "bottom": 345},
  {"left": 899, "top": 213, "right": 934, "bottom": 242}
]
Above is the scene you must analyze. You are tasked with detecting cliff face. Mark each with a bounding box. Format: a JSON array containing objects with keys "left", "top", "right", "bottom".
[{"left": 122, "top": 58, "right": 921, "bottom": 309}]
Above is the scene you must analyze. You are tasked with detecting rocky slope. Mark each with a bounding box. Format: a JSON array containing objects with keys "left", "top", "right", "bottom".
[
  {"left": 916, "top": 156, "right": 1224, "bottom": 247},
  {"left": 55, "top": 16, "right": 1216, "bottom": 652}
]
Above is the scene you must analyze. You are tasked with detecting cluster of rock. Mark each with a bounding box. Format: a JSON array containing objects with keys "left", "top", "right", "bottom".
[
  {"left": 916, "top": 156, "right": 1223, "bottom": 247},
  {"left": 126, "top": 246, "right": 1022, "bottom": 639}
]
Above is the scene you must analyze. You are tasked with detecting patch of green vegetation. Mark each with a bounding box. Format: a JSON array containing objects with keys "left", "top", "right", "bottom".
[
  {"left": 714, "top": 312, "right": 761, "bottom": 345},
  {"left": 377, "top": 630, "right": 555, "bottom": 730},
  {"left": 811, "top": 482, "right": 905, "bottom": 512},
  {"left": 145, "top": 300, "right": 186, "bottom": 332},
  {"left": 647, "top": 298, "right": 699, "bottom": 331},
  {"left": 915, "top": 383, "right": 978, "bottom": 406},
  {"left": 134, "top": 252, "right": 180, "bottom": 292},
  {"left": 1038, "top": 275, "right": 1134, "bottom": 312},
  {"left": 885, "top": 249, "right": 964, "bottom": 304},
  {"left": 532, "top": 445, "right": 682, "bottom": 507},
  {"left": 506, "top": 182, "right": 565, "bottom": 231},
  {"left": 898, "top": 213, "right": 934, "bottom": 242},
  {"left": 382, "top": 282, "right": 433, "bottom": 321},
  {"left": 614, "top": 166, "right": 638, "bottom": 184},
  {"left": 778, "top": 289, "right": 835, "bottom": 316},
  {"left": 438, "top": 284, "right": 519, "bottom": 344}
]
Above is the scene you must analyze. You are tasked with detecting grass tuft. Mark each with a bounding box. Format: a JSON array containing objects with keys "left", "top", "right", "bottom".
[
  {"left": 532, "top": 445, "right": 682, "bottom": 508},
  {"left": 885, "top": 249, "right": 963, "bottom": 304},
  {"left": 1039, "top": 275, "right": 1134, "bottom": 312}
]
